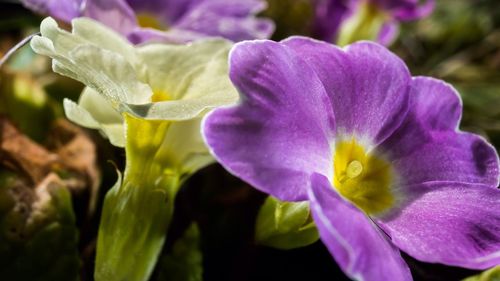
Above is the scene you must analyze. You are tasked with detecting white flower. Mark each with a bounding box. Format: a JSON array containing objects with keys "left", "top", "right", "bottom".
[{"left": 31, "top": 17, "right": 238, "bottom": 174}]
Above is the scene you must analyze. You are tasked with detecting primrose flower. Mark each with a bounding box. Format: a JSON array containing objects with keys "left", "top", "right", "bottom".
[
  {"left": 203, "top": 37, "right": 500, "bottom": 280},
  {"left": 22, "top": 0, "right": 274, "bottom": 44},
  {"left": 313, "top": 0, "right": 434, "bottom": 45},
  {"left": 31, "top": 17, "right": 238, "bottom": 281}
]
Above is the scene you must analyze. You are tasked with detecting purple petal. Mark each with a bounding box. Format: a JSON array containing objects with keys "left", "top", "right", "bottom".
[
  {"left": 21, "top": 0, "right": 83, "bottom": 22},
  {"left": 21, "top": 0, "right": 138, "bottom": 36},
  {"left": 309, "top": 173, "right": 412, "bottom": 281},
  {"left": 125, "top": 0, "right": 198, "bottom": 24},
  {"left": 376, "top": 182, "right": 500, "bottom": 269},
  {"left": 377, "top": 21, "right": 399, "bottom": 46},
  {"left": 372, "top": 0, "right": 434, "bottom": 21},
  {"left": 24, "top": 0, "right": 273, "bottom": 44},
  {"left": 409, "top": 77, "right": 462, "bottom": 131},
  {"left": 283, "top": 38, "right": 411, "bottom": 145},
  {"left": 392, "top": 0, "right": 435, "bottom": 21},
  {"left": 203, "top": 40, "right": 335, "bottom": 201},
  {"left": 380, "top": 78, "right": 499, "bottom": 187},
  {"left": 386, "top": 130, "right": 499, "bottom": 187},
  {"left": 82, "top": 0, "right": 138, "bottom": 34},
  {"left": 373, "top": 0, "right": 417, "bottom": 10},
  {"left": 173, "top": 0, "right": 274, "bottom": 41},
  {"left": 311, "top": 0, "right": 350, "bottom": 42},
  {"left": 127, "top": 28, "right": 202, "bottom": 44}
]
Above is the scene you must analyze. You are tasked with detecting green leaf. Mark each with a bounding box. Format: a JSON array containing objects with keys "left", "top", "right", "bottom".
[
  {"left": 0, "top": 171, "right": 80, "bottom": 281},
  {"left": 155, "top": 223, "right": 203, "bottom": 281},
  {"left": 255, "top": 196, "right": 319, "bottom": 250}
]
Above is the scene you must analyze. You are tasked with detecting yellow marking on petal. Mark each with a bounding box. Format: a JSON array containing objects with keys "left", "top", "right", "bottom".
[
  {"left": 136, "top": 13, "right": 168, "bottom": 30},
  {"left": 151, "top": 90, "right": 171, "bottom": 102},
  {"left": 333, "top": 138, "right": 394, "bottom": 215}
]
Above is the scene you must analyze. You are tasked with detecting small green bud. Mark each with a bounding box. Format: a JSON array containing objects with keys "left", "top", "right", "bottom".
[
  {"left": 463, "top": 266, "right": 500, "bottom": 281},
  {"left": 255, "top": 196, "right": 319, "bottom": 250}
]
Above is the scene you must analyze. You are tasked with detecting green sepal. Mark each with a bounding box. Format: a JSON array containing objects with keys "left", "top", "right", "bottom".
[
  {"left": 155, "top": 223, "right": 203, "bottom": 281},
  {"left": 95, "top": 171, "right": 180, "bottom": 281},
  {"left": 463, "top": 266, "right": 500, "bottom": 281},
  {"left": 95, "top": 115, "right": 185, "bottom": 281},
  {"left": 255, "top": 196, "right": 319, "bottom": 250}
]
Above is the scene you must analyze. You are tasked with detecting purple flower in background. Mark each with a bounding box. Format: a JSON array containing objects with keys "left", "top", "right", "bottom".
[
  {"left": 313, "top": 0, "right": 434, "bottom": 45},
  {"left": 203, "top": 37, "right": 500, "bottom": 280},
  {"left": 21, "top": 0, "right": 274, "bottom": 43},
  {"left": 312, "top": 0, "right": 350, "bottom": 42}
]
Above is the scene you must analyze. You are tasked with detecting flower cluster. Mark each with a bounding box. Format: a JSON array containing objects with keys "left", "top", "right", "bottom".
[{"left": 3, "top": 1, "right": 495, "bottom": 281}]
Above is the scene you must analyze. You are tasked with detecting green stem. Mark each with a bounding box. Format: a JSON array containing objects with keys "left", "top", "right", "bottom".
[{"left": 95, "top": 115, "right": 183, "bottom": 281}]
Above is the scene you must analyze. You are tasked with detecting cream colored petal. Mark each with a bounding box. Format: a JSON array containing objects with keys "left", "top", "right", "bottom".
[
  {"left": 31, "top": 17, "right": 152, "bottom": 105},
  {"left": 71, "top": 17, "right": 139, "bottom": 67},
  {"left": 125, "top": 39, "right": 239, "bottom": 120},
  {"left": 63, "top": 98, "right": 101, "bottom": 129},
  {"left": 78, "top": 87, "right": 123, "bottom": 124},
  {"left": 38, "top": 17, "right": 86, "bottom": 55},
  {"left": 64, "top": 98, "right": 125, "bottom": 147},
  {"left": 68, "top": 45, "right": 152, "bottom": 104},
  {"left": 38, "top": 17, "right": 139, "bottom": 70},
  {"left": 100, "top": 123, "right": 126, "bottom": 147},
  {"left": 52, "top": 60, "right": 81, "bottom": 83},
  {"left": 153, "top": 117, "right": 214, "bottom": 174},
  {"left": 122, "top": 94, "right": 237, "bottom": 121},
  {"left": 137, "top": 39, "right": 231, "bottom": 99}
]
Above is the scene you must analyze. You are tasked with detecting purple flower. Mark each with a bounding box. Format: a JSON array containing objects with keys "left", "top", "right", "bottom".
[
  {"left": 312, "top": 0, "right": 434, "bottom": 45},
  {"left": 21, "top": 0, "right": 274, "bottom": 43},
  {"left": 203, "top": 37, "right": 500, "bottom": 280}
]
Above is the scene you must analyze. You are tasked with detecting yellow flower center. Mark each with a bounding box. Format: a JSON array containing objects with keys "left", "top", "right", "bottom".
[
  {"left": 136, "top": 13, "right": 168, "bottom": 30},
  {"left": 333, "top": 138, "right": 395, "bottom": 215},
  {"left": 151, "top": 90, "right": 171, "bottom": 102},
  {"left": 346, "top": 160, "right": 363, "bottom": 179}
]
